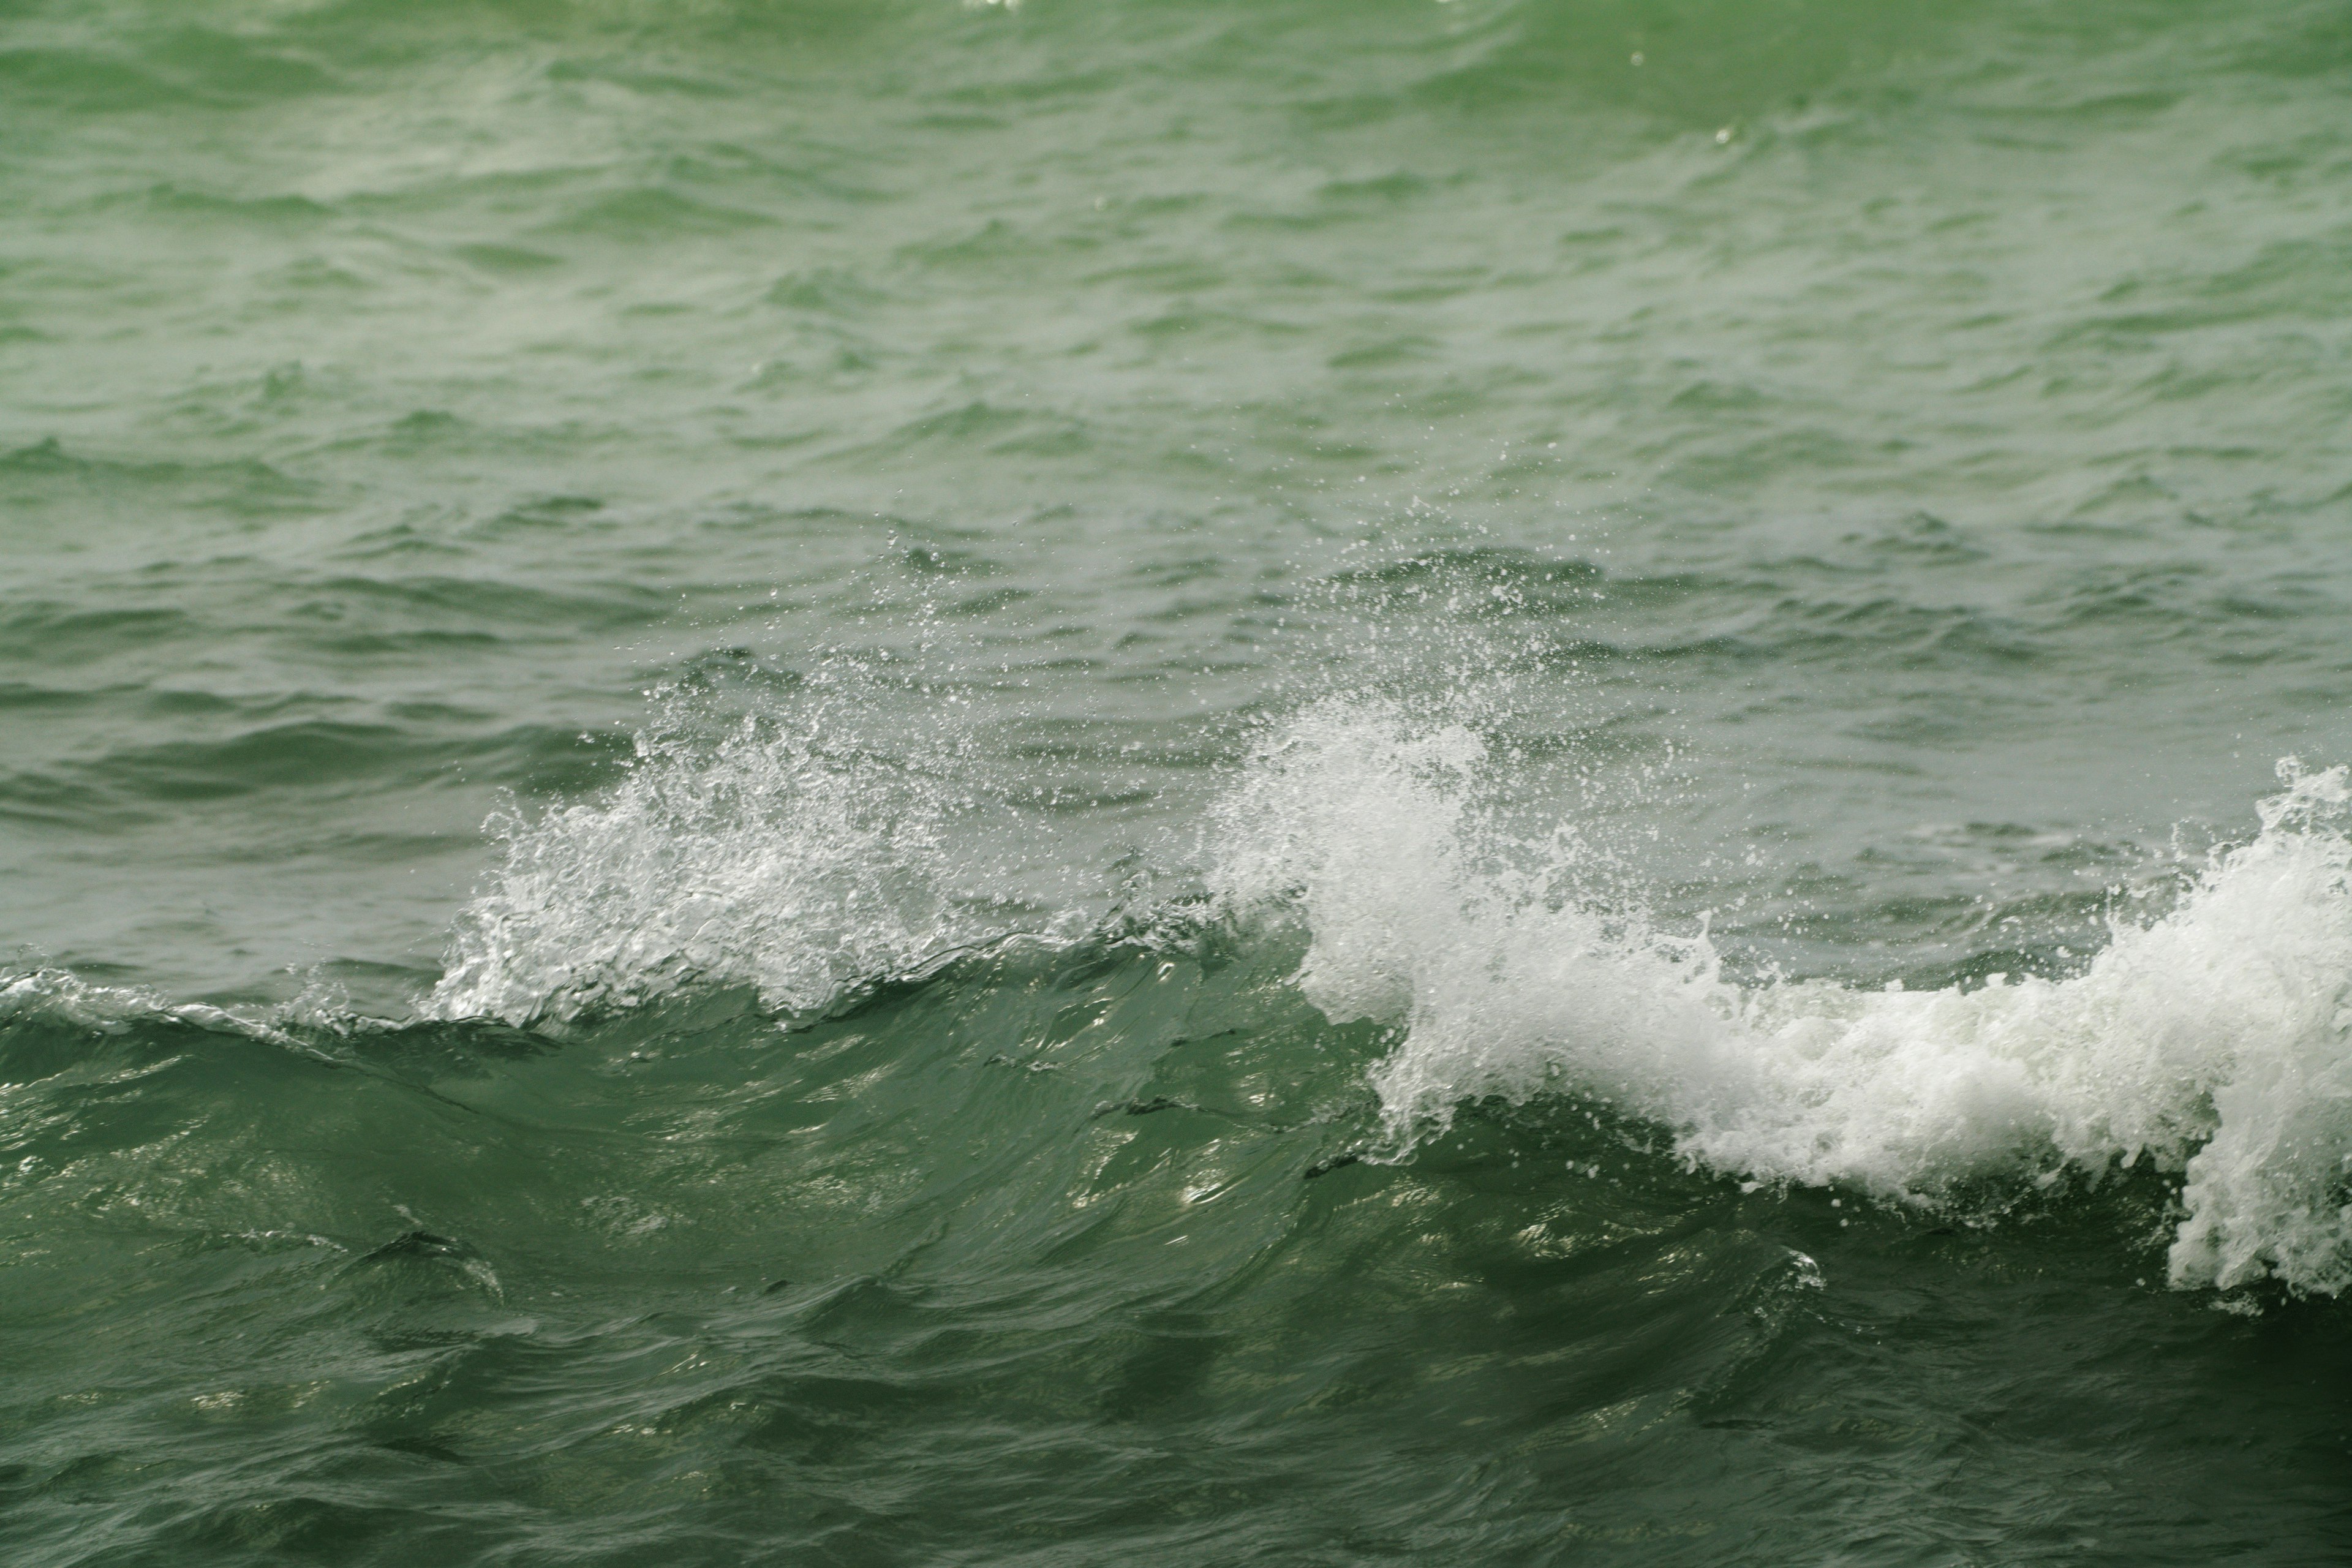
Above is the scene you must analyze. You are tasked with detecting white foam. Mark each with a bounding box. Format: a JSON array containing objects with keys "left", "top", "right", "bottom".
[
  {"left": 1212, "top": 700, "right": 2352, "bottom": 1297},
  {"left": 428, "top": 714, "right": 973, "bottom": 1023}
]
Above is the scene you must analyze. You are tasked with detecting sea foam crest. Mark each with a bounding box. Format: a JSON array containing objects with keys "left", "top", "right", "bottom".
[
  {"left": 1212, "top": 701, "right": 2352, "bottom": 1297},
  {"left": 429, "top": 715, "right": 967, "bottom": 1023}
]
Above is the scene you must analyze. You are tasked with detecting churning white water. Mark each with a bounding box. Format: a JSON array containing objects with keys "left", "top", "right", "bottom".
[{"left": 1213, "top": 701, "right": 2352, "bottom": 1296}]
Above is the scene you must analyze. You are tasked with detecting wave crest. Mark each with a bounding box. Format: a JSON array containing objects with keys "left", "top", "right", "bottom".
[
  {"left": 1212, "top": 703, "right": 2352, "bottom": 1297},
  {"left": 428, "top": 714, "right": 977, "bottom": 1023}
]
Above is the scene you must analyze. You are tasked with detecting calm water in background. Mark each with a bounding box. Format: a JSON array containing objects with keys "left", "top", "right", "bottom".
[{"left": 5, "top": 1, "right": 2352, "bottom": 1562}]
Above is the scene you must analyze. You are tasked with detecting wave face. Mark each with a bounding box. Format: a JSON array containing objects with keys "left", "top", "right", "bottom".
[{"left": 1216, "top": 704, "right": 2352, "bottom": 1295}]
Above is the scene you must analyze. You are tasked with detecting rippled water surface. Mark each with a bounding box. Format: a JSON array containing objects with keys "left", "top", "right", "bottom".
[{"left": 6, "top": 1, "right": 2352, "bottom": 1562}]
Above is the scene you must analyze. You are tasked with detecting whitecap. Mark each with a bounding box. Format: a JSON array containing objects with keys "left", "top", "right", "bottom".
[{"left": 1212, "top": 699, "right": 2352, "bottom": 1297}]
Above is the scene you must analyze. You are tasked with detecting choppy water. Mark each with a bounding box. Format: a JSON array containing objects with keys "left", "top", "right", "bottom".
[{"left": 7, "top": 0, "right": 2352, "bottom": 1562}]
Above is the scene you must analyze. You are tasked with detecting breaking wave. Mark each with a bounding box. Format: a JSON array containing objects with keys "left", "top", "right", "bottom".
[
  {"left": 419, "top": 691, "right": 2352, "bottom": 1297},
  {"left": 427, "top": 709, "right": 1003, "bottom": 1024},
  {"left": 1212, "top": 701, "right": 2352, "bottom": 1297}
]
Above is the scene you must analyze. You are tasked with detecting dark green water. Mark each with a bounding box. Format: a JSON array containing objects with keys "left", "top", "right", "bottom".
[{"left": 6, "top": 0, "right": 2352, "bottom": 1562}]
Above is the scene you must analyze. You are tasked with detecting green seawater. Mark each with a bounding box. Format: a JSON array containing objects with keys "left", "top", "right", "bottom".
[{"left": 6, "top": 0, "right": 2352, "bottom": 1561}]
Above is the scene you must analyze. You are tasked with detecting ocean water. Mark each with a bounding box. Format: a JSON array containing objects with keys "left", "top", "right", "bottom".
[{"left": 6, "top": 0, "right": 2352, "bottom": 1561}]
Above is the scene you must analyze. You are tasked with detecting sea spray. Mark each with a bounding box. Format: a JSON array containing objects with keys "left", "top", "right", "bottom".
[
  {"left": 420, "top": 689, "right": 2352, "bottom": 1294},
  {"left": 428, "top": 709, "right": 972, "bottom": 1024},
  {"left": 1213, "top": 701, "right": 2352, "bottom": 1295}
]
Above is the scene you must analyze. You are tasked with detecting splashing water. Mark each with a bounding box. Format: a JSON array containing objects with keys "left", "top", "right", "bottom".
[
  {"left": 1213, "top": 702, "right": 2352, "bottom": 1295},
  {"left": 421, "top": 689, "right": 2352, "bottom": 1295},
  {"left": 428, "top": 710, "right": 975, "bottom": 1023}
]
